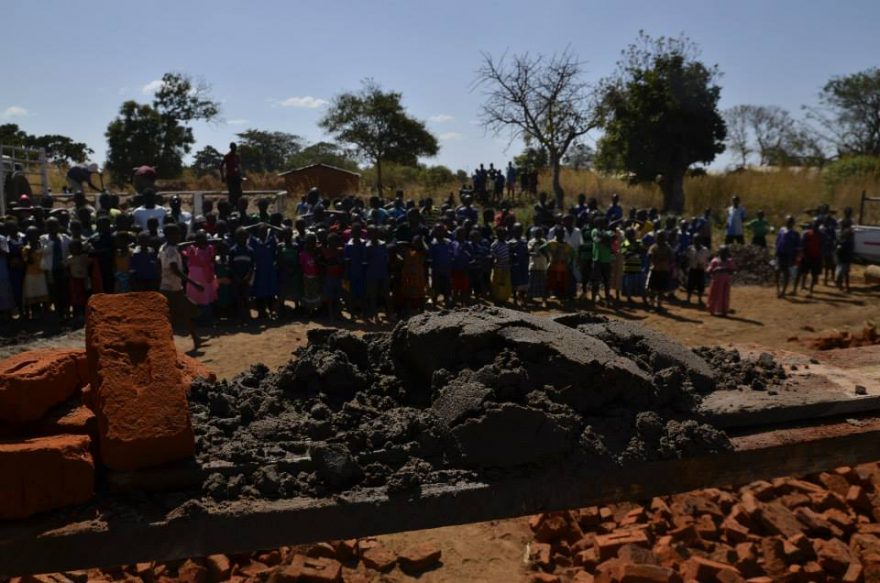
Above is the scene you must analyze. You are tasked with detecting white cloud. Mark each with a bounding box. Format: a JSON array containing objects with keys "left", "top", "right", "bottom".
[
  {"left": 2, "top": 106, "right": 28, "bottom": 118},
  {"left": 142, "top": 79, "right": 164, "bottom": 94},
  {"left": 429, "top": 114, "right": 454, "bottom": 123},
  {"left": 227, "top": 118, "right": 248, "bottom": 125},
  {"left": 439, "top": 132, "right": 464, "bottom": 141},
  {"left": 278, "top": 96, "right": 328, "bottom": 109}
]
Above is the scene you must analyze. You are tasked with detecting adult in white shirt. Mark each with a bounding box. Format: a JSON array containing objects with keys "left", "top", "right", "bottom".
[{"left": 132, "top": 189, "right": 168, "bottom": 233}]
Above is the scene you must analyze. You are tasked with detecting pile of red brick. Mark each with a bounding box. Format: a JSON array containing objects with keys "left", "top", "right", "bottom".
[
  {"left": 804, "top": 323, "right": 880, "bottom": 351},
  {"left": 19, "top": 537, "right": 442, "bottom": 583},
  {"left": 0, "top": 292, "right": 214, "bottom": 520},
  {"left": 526, "top": 463, "right": 880, "bottom": 583}
]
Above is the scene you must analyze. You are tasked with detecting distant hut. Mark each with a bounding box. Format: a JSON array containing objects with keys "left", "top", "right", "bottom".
[{"left": 278, "top": 163, "right": 360, "bottom": 199}]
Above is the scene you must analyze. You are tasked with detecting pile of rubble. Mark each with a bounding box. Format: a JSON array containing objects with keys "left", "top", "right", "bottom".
[
  {"left": 526, "top": 463, "right": 880, "bottom": 583},
  {"left": 0, "top": 293, "right": 213, "bottom": 520},
  {"left": 27, "top": 538, "right": 442, "bottom": 583},
  {"left": 728, "top": 244, "right": 776, "bottom": 287},
  {"left": 190, "top": 308, "right": 787, "bottom": 501}
]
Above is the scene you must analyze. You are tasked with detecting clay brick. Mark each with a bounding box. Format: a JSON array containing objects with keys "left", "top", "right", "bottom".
[
  {"left": 695, "top": 514, "right": 719, "bottom": 540},
  {"left": 274, "top": 555, "right": 342, "bottom": 583},
  {"left": 652, "top": 536, "right": 689, "bottom": 569},
  {"left": 757, "top": 501, "right": 804, "bottom": 538},
  {"left": 177, "top": 560, "right": 207, "bottom": 583},
  {"left": 86, "top": 293, "right": 195, "bottom": 470},
  {"left": 572, "top": 572, "right": 595, "bottom": 583},
  {"left": 618, "top": 563, "right": 681, "bottom": 583},
  {"left": 794, "top": 506, "right": 834, "bottom": 536},
  {"left": 0, "top": 349, "right": 86, "bottom": 423},
  {"left": 238, "top": 561, "right": 271, "bottom": 579},
  {"left": 579, "top": 507, "right": 602, "bottom": 529},
  {"left": 397, "top": 544, "right": 441, "bottom": 573},
  {"left": 531, "top": 573, "right": 561, "bottom": 583},
  {"left": 803, "top": 561, "right": 824, "bottom": 581},
  {"left": 758, "top": 538, "right": 786, "bottom": 578},
  {"left": 258, "top": 549, "right": 282, "bottom": 566},
  {"left": 824, "top": 507, "right": 856, "bottom": 535},
  {"left": 533, "top": 513, "right": 569, "bottom": 542},
  {"left": 530, "top": 542, "right": 552, "bottom": 569},
  {"left": 205, "top": 555, "right": 230, "bottom": 582},
  {"left": 818, "top": 472, "right": 852, "bottom": 496},
  {"left": 617, "top": 543, "right": 657, "bottom": 565},
  {"left": 680, "top": 556, "right": 742, "bottom": 582},
  {"left": 0, "top": 434, "right": 94, "bottom": 520},
  {"left": 842, "top": 562, "right": 864, "bottom": 583},
  {"left": 177, "top": 354, "right": 216, "bottom": 392},
  {"left": 716, "top": 570, "right": 746, "bottom": 583},
  {"left": 33, "top": 403, "right": 97, "bottom": 440},
  {"left": 734, "top": 543, "right": 762, "bottom": 579},
  {"left": 331, "top": 540, "right": 357, "bottom": 562},
  {"left": 360, "top": 546, "right": 395, "bottom": 572},
  {"left": 594, "top": 529, "right": 650, "bottom": 561},
  {"left": 745, "top": 578, "right": 773, "bottom": 583},
  {"left": 306, "top": 543, "right": 336, "bottom": 559},
  {"left": 813, "top": 537, "right": 856, "bottom": 575},
  {"left": 574, "top": 548, "right": 598, "bottom": 569},
  {"left": 721, "top": 517, "right": 750, "bottom": 544},
  {"left": 847, "top": 485, "right": 873, "bottom": 514}
]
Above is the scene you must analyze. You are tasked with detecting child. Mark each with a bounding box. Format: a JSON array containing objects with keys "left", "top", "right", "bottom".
[
  {"left": 450, "top": 227, "right": 472, "bottom": 306},
  {"left": 277, "top": 228, "right": 303, "bottom": 315},
  {"left": 182, "top": 230, "right": 217, "bottom": 320},
  {"left": 508, "top": 223, "right": 530, "bottom": 306},
  {"left": 707, "top": 246, "right": 735, "bottom": 317},
  {"left": 527, "top": 227, "right": 549, "bottom": 307},
  {"left": 65, "top": 240, "right": 90, "bottom": 320},
  {"left": 159, "top": 223, "right": 203, "bottom": 349},
  {"left": 214, "top": 241, "right": 234, "bottom": 318},
  {"left": 229, "top": 227, "right": 256, "bottom": 321},
  {"left": 320, "top": 232, "right": 345, "bottom": 320},
  {"left": 647, "top": 231, "right": 673, "bottom": 312},
  {"left": 364, "top": 227, "right": 390, "bottom": 321},
  {"left": 113, "top": 231, "right": 132, "bottom": 293},
  {"left": 747, "top": 210, "right": 770, "bottom": 249},
  {"left": 344, "top": 223, "right": 367, "bottom": 317},
  {"left": 467, "top": 230, "right": 490, "bottom": 301},
  {"left": 299, "top": 234, "right": 322, "bottom": 314},
  {"left": 249, "top": 224, "right": 279, "bottom": 319},
  {"left": 22, "top": 226, "right": 49, "bottom": 319},
  {"left": 397, "top": 236, "right": 427, "bottom": 315},
  {"left": 685, "top": 237, "right": 711, "bottom": 305},
  {"left": 835, "top": 228, "right": 854, "bottom": 292},
  {"left": 490, "top": 226, "right": 512, "bottom": 303},
  {"left": 130, "top": 232, "right": 160, "bottom": 291},
  {"left": 428, "top": 226, "right": 453, "bottom": 307},
  {"left": 621, "top": 228, "right": 646, "bottom": 305},
  {"left": 545, "top": 229, "right": 574, "bottom": 303}
]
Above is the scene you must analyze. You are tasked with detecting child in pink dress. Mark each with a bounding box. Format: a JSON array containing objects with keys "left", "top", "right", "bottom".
[
  {"left": 707, "top": 246, "right": 735, "bottom": 317},
  {"left": 182, "top": 231, "right": 217, "bottom": 316}
]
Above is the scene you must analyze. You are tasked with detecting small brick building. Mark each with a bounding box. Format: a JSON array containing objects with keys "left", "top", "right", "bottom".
[{"left": 278, "top": 163, "right": 360, "bottom": 199}]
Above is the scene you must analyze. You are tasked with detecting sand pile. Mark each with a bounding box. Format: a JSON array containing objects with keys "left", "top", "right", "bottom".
[{"left": 190, "top": 307, "right": 785, "bottom": 502}]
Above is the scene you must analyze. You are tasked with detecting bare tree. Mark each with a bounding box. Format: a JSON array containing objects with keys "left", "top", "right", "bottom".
[
  {"left": 475, "top": 49, "right": 597, "bottom": 208},
  {"left": 747, "top": 105, "right": 793, "bottom": 165},
  {"left": 724, "top": 105, "right": 753, "bottom": 167}
]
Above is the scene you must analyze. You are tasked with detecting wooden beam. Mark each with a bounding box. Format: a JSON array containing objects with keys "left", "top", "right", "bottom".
[{"left": 2, "top": 417, "right": 880, "bottom": 576}]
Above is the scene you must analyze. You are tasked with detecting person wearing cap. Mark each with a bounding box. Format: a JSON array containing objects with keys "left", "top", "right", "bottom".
[
  {"left": 66, "top": 163, "right": 104, "bottom": 193},
  {"left": 131, "top": 165, "right": 158, "bottom": 194}
]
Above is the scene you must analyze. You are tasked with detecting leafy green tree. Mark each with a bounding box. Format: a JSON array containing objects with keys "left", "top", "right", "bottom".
[
  {"left": 807, "top": 67, "right": 880, "bottom": 157},
  {"left": 285, "top": 141, "right": 359, "bottom": 172},
  {"left": 0, "top": 123, "right": 92, "bottom": 165},
  {"left": 514, "top": 146, "right": 549, "bottom": 171},
  {"left": 420, "top": 165, "right": 455, "bottom": 190},
  {"left": 319, "top": 80, "right": 439, "bottom": 194},
  {"left": 475, "top": 49, "right": 597, "bottom": 208},
  {"left": 105, "top": 72, "right": 220, "bottom": 183},
  {"left": 596, "top": 33, "right": 726, "bottom": 213},
  {"left": 235, "top": 129, "right": 303, "bottom": 173},
  {"left": 191, "top": 145, "right": 224, "bottom": 177}
]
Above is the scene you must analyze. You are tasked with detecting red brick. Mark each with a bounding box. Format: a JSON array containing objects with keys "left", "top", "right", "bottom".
[
  {"left": 652, "top": 536, "right": 689, "bottom": 569},
  {"left": 33, "top": 403, "right": 97, "bottom": 440},
  {"left": 680, "top": 556, "right": 742, "bottom": 582},
  {"left": 695, "top": 514, "right": 719, "bottom": 540},
  {"left": 734, "top": 543, "right": 762, "bottom": 578},
  {"left": 721, "top": 517, "right": 750, "bottom": 544},
  {"left": 579, "top": 507, "right": 602, "bottom": 529},
  {"left": 803, "top": 561, "right": 824, "bottom": 582},
  {"left": 757, "top": 501, "right": 804, "bottom": 538},
  {"left": 177, "top": 560, "right": 207, "bottom": 583},
  {"left": 813, "top": 537, "right": 856, "bottom": 575},
  {"left": 572, "top": 572, "right": 595, "bottom": 583},
  {"left": 177, "top": 354, "right": 216, "bottom": 392},
  {"left": 593, "top": 529, "right": 650, "bottom": 561},
  {"left": 275, "top": 555, "right": 342, "bottom": 583},
  {"left": 205, "top": 555, "right": 230, "bottom": 582},
  {"left": 0, "top": 349, "right": 86, "bottom": 423},
  {"left": 824, "top": 507, "right": 856, "bottom": 535},
  {"left": 716, "top": 570, "right": 746, "bottom": 583},
  {"left": 618, "top": 543, "right": 656, "bottom": 565},
  {"left": 574, "top": 547, "right": 599, "bottom": 569},
  {"left": 531, "top": 573, "right": 561, "bottom": 583},
  {"left": 618, "top": 563, "right": 681, "bottom": 583},
  {"left": 258, "top": 549, "right": 282, "bottom": 566},
  {"left": 745, "top": 578, "right": 773, "bottom": 583},
  {"left": 0, "top": 434, "right": 94, "bottom": 520},
  {"left": 529, "top": 542, "right": 552, "bottom": 569},
  {"left": 847, "top": 485, "right": 873, "bottom": 514},
  {"left": 532, "top": 513, "right": 569, "bottom": 542},
  {"left": 360, "top": 546, "right": 395, "bottom": 572},
  {"left": 237, "top": 560, "right": 272, "bottom": 579},
  {"left": 794, "top": 506, "right": 834, "bottom": 536},
  {"left": 397, "top": 543, "right": 443, "bottom": 573},
  {"left": 842, "top": 562, "right": 864, "bottom": 583},
  {"left": 818, "top": 472, "right": 852, "bottom": 496},
  {"left": 86, "top": 293, "right": 195, "bottom": 470},
  {"left": 306, "top": 543, "right": 336, "bottom": 559},
  {"left": 759, "top": 537, "right": 786, "bottom": 579}
]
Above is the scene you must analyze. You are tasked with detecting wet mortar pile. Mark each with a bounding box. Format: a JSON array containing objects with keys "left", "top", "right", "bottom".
[{"left": 190, "top": 307, "right": 787, "bottom": 502}]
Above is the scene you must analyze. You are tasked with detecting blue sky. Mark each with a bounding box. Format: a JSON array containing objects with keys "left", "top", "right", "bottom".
[{"left": 5, "top": 0, "right": 879, "bottom": 172}]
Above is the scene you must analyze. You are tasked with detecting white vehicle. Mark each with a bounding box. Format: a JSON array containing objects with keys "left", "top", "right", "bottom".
[{"left": 855, "top": 193, "right": 880, "bottom": 264}]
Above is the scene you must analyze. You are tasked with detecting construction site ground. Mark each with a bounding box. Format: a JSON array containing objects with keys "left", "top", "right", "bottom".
[{"left": 3, "top": 275, "right": 879, "bottom": 583}]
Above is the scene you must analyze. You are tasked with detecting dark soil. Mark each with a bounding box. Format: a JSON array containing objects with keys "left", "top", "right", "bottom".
[{"left": 189, "top": 307, "right": 784, "bottom": 502}]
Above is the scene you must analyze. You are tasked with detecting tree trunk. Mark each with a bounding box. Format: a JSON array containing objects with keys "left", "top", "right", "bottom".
[
  {"left": 660, "top": 171, "right": 685, "bottom": 214},
  {"left": 376, "top": 159, "right": 383, "bottom": 195},
  {"left": 551, "top": 156, "right": 564, "bottom": 210}
]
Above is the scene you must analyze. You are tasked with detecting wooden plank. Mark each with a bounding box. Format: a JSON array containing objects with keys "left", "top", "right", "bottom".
[{"left": 2, "top": 417, "right": 880, "bottom": 576}]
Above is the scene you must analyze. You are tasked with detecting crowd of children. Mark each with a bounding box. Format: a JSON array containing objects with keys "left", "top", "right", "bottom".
[{"left": 0, "top": 187, "right": 862, "bottom": 346}]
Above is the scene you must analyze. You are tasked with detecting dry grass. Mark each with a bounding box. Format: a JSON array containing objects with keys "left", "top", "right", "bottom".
[{"left": 40, "top": 165, "right": 880, "bottom": 226}]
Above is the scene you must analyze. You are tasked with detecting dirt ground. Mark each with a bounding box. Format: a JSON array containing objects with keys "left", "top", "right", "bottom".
[{"left": 4, "top": 276, "right": 879, "bottom": 582}]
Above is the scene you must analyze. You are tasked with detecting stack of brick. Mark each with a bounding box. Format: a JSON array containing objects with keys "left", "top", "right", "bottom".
[
  {"left": 18, "top": 537, "right": 443, "bottom": 582},
  {"left": 0, "top": 292, "right": 213, "bottom": 521},
  {"left": 526, "top": 462, "right": 880, "bottom": 583}
]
